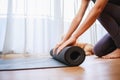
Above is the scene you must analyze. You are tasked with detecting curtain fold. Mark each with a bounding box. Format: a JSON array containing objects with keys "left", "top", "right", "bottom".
[{"left": 0, "top": 0, "right": 107, "bottom": 55}]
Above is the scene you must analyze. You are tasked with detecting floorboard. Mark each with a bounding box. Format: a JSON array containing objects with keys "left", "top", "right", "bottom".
[{"left": 0, "top": 54, "right": 120, "bottom": 80}]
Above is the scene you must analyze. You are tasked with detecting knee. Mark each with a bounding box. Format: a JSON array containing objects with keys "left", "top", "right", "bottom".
[{"left": 93, "top": 46, "right": 103, "bottom": 57}]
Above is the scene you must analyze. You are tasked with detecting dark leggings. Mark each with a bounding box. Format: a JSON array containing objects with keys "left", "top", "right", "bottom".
[{"left": 93, "top": 3, "right": 120, "bottom": 57}]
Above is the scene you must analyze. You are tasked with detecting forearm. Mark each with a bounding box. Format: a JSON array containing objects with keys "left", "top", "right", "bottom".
[
  {"left": 72, "top": 0, "right": 108, "bottom": 39},
  {"left": 63, "top": 0, "right": 90, "bottom": 41}
]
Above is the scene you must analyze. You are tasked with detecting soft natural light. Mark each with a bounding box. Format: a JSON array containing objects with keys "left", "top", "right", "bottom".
[
  {"left": 0, "top": 0, "right": 107, "bottom": 54},
  {"left": 0, "top": 0, "right": 8, "bottom": 15}
]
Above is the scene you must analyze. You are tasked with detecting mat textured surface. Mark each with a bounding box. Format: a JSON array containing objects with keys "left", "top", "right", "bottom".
[
  {"left": 0, "top": 46, "right": 86, "bottom": 71},
  {"left": 50, "top": 46, "right": 85, "bottom": 66},
  {"left": 0, "top": 57, "right": 67, "bottom": 71}
]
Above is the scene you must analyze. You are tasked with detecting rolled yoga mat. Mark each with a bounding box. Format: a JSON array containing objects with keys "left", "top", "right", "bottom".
[{"left": 50, "top": 46, "right": 86, "bottom": 66}]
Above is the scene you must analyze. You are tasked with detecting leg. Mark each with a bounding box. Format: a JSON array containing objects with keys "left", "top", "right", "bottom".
[
  {"left": 96, "top": 3, "right": 120, "bottom": 58},
  {"left": 103, "top": 3, "right": 120, "bottom": 25},
  {"left": 84, "top": 44, "right": 93, "bottom": 56},
  {"left": 98, "top": 3, "right": 120, "bottom": 48},
  {"left": 93, "top": 34, "right": 116, "bottom": 57}
]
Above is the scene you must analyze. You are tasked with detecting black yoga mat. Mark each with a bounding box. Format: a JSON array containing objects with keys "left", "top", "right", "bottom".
[
  {"left": 0, "top": 46, "right": 85, "bottom": 71},
  {"left": 0, "top": 57, "right": 67, "bottom": 71},
  {"left": 50, "top": 46, "right": 86, "bottom": 66}
]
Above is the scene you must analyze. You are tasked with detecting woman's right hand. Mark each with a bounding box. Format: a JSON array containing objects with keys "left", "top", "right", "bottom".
[{"left": 53, "top": 40, "right": 65, "bottom": 54}]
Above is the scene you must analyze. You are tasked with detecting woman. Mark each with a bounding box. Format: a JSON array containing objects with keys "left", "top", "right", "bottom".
[{"left": 54, "top": 0, "right": 120, "bottom": 59}]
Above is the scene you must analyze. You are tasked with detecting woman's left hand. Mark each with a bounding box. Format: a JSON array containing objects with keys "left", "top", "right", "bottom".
[{"left": 56, "top": 36, "right": 77, "bottom": 54}]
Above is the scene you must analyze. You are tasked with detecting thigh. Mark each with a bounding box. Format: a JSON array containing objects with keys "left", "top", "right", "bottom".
[
  {"left": 103, "top": 3, "right": 120, "bottom": 25},
  {"left": 98, "top": 12, "right": 120, "bottom": 39},
  {"left": 93, "top": 34, "right": 116, "bottom": 57},
  {"left": 98, "top": 6, "right": 120, "bottom": 48}
]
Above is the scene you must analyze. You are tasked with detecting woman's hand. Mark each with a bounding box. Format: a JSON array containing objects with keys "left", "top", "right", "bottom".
[
  {"left": 53, "top": 40, "right": 65, "bottom": 54},
  {"left": 55, "top": 36, "right": 77, "bottom": 55}
]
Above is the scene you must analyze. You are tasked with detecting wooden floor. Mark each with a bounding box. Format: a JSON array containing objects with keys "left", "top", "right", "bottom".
[{"left": 0, "top": 54, "right": 120, "bottom": 80}]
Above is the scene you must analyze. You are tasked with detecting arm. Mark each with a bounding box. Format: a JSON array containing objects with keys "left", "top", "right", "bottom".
[
  {"left": 72, "top": 0, "right": 108, "bottom": 39},
  {"left": 62, "top": 0, "right": 90, "bottom": 41}
]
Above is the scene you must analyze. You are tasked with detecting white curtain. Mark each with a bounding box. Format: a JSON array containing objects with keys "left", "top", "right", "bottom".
[{"left": 0, "top": 0, "right": 107, "bottom": 55}]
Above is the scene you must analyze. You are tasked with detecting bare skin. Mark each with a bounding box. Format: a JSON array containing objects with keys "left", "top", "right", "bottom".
[
  {"left": 53, "top": 0, "right": 108, "bottom": 54},
  {"left": 75, "top": 42, "right": 94, "bottom": 56},
  {"left": 54, "top": 0, "right": 108, "bottom": 54},
  {"left": 53, "top": 0, "right": 120, "bottom": 59},
  {"left": 61, "top": 35, "right": 93, "bottom": 56},
  {"left": 102, "top": 48, "right": 120, "bottom": 59}
]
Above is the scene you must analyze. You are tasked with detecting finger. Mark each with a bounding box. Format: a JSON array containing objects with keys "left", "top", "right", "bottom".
[
  {"left": 61, "top": 40, "right": 72, "bottom": 47},
  {"left": 57, "top": 39, "right": 74, "bottom": 53},
  {"left": 56, "top": 42, "right": 68, "bottom": 54},
  {"left": 56, "top": 47, "right": 63, "bottom": 54},
  {"left": 53, "top": 47, "right": 57, "bottom": 54},
  {"left": 53, "top": 44, "right": 60, "bottom": 54}
]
